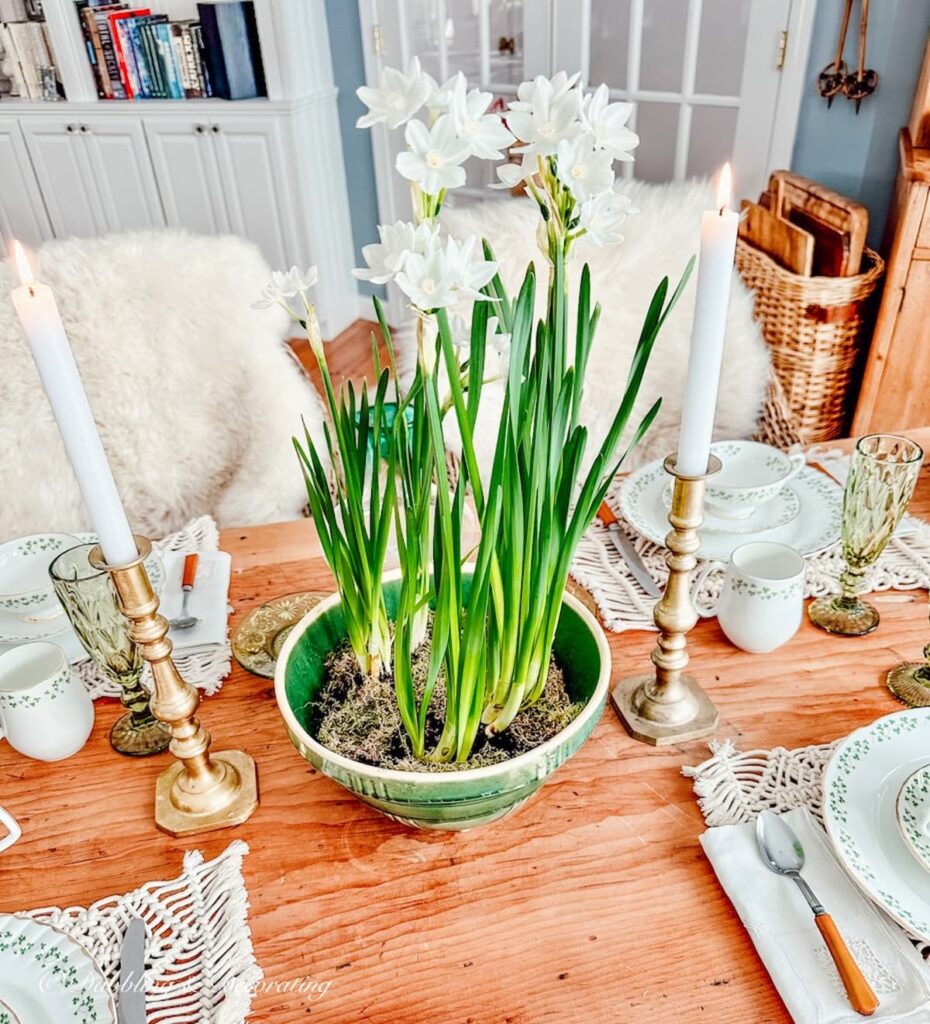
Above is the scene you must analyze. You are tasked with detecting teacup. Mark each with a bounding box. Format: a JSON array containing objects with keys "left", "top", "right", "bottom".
[
  {"left": 705, "top": 441, "right": 805, "bottom": 520},
  {"left": 0, "top": 642, "right": 94, "bottom": 761},
  {"left": 694, "top": 541, "right": 805, "bottom": 653},
  {"left": 0, "top": 533, "right": 79, "bottom": 621}
]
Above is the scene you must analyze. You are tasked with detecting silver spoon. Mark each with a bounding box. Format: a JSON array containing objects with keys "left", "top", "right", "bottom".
[
  {"left": 169, "top": 553, "right": 200, "bottom": 631},
  {"left": 755, "top": 811, "right": 878, "bottom": 1016}
]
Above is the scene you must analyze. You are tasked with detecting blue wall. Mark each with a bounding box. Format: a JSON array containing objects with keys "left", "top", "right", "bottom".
[
  {"left": 324, "top": 0, "right": 382, "bottom": 298},
  {"left": 792, "top": 0, "right": 929, "bottom": 249}
]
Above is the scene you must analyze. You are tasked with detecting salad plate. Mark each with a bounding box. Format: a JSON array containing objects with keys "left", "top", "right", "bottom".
[
  {"left": 619, "top": 460, "right": 842, "bottom": 560},
  {"left": 896, "top": 764, "right": 930, "bottom": 873},
  {"left": 823, "top": 709, "right": 930, "bottom": 940},
  {"left": 0, "top": 914, "right": 116, "bottom": 1023}
]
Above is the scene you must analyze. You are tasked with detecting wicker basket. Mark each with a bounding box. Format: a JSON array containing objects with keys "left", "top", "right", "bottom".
[{"left": 735, "top": 238, "right": 885, "bottom": 443}]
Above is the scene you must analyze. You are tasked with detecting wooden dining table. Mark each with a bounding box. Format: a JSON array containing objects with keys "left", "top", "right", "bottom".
[{"left": 2, "top": 428, "right": 930, "bottom": 1023}]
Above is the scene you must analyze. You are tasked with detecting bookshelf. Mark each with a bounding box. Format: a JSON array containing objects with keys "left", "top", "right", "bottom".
[{"left": 0, "top": 0, "right": 360, "bottom": 337}]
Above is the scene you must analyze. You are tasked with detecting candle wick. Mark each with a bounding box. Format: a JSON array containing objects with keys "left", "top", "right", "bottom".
[
  {"left": 718, "top": 205, "right": 726, "bottom": 217},
  {"left": 27, "top": 285, "right": 35, "bottom": 298}
]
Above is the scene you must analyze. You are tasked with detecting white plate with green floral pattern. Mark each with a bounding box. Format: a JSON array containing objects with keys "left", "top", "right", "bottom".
[
  {"left": 619, "top": 460, "right": 842, "bottom": 560},
  {"left": 823, "top": 709, "right": 930, "bottom": 940},
  {"left": 0, "top": 914, "right": 116, "bottom": 1023},
  {"left": 896, "top": 764, "right": 930, "bottom": 874}
]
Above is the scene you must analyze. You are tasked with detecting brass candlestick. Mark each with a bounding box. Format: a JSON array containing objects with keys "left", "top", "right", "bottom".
[
  {"left": 90, "top": 537, "right": 259, "bottom": 836},
  {"left": 611, "top": 453, "right": 722, "bottom": 745}
]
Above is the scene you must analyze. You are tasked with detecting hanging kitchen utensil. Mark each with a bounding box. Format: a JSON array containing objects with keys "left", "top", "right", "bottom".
[
  {"left": 844, "top": 0, "right": 878, "bottom": 113},
  {"left": 818, "top": 0, "right": 853, "bottom": 106}
]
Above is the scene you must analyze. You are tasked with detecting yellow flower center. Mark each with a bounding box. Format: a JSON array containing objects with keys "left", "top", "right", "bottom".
[
  {"left": 426, "top": 151, "right": 443, "bottom": 168},
  {"left": 571, "top": 165, "right": 585, "bottom": 179},
  {"left": 421, "top": 278, "right": 436, "bottom": 294}
]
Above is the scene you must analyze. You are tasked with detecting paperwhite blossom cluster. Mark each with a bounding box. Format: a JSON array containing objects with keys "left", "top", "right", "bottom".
[
  {"left": 356, "top": 63, "right": 639, "bottom": 251},
  {"left": 353, "top": 218, "right": 497, "bottom": 312},
  {"left": 357, "top": 59, "right": 514, "bottom": 199}
]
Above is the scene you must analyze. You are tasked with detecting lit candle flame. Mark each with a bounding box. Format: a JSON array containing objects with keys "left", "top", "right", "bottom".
[
  {"left": 12, "top": 240, "right": 35, "bottom": 288},
  {"left": 716, "top": 163, "right": 732, "bottom": 214}
]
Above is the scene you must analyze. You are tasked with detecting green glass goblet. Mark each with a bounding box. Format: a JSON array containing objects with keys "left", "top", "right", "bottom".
[
  {"left": 49, "top": 543, "right": 170, "bottom": 756},
  {"left": 809, "top": 433, "right": 923, "bottom": 636}
]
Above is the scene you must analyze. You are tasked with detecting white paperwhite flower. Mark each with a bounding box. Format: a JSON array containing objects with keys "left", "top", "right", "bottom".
[
  {"left": 353, "top": 220, "right": 439, "bottom": 284},
  {"left": 486, "top": 315, "right": 512, "bottom": 376},
  {"left": 356, "top": 58, "right": 433, "bottom": 129},
  {"left": 490, "top": 155, "right": 535, "bottom": 190},
  {"left": 582, "top": 84, "right": 639, "bottom": 161},
  {"left": 556, "top": 134, "right": 615, "bottom": 202},
  {"left": 394, "top": 233, "right": 497, "bottom": 311},
  {"left": 396, "top": 116, "right": 472, "bottom": 195},
  {"left": 579, "top": 188, "right": 638, "bottom": 246},
  {"left": 252, "top": 266, "right": 319, "bottom": 308},
  {"left": 427, "top": 71, "right": 464, "bottom": 115},
  {"left": 510, "top": 71, "right": 580, "bottom": 111},
  {"left": 446, "top": 76, "right": 515, "bottom": 160},
  {"left": 506, "top": 73, "right": 583, "bottom": 156}
]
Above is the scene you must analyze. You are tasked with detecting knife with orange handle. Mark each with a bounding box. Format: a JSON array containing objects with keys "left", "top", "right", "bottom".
[{"left": 597, "top": 501, "right": 661, "bottom": 598}]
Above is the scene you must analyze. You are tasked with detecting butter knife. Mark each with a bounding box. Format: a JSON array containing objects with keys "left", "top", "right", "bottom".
[
  {"left": 118, "top": 916, "right": 146, "bottom": 1024},
  {"left": 597, "top": 502, "right": 662, "bottom": 598}
]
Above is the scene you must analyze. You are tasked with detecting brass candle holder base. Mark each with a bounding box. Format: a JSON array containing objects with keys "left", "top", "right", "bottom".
[
  {"left": 612, "top": 453, "right": 722, "bottom": 746},
  {"left": 90, "top": 537, "right": 259, "bottom": 837}
]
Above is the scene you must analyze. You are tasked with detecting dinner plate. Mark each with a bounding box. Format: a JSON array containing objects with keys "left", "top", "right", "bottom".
[
  {"left": 823, "top": 709, "right": 930, "bottom": 939},
  {"left": 619, "top": 461, "right": 842, "bottom": 560},
  {"left": 896, "top": 764, "right": 930, "bottom": 873},
  {"left": 0, "top": 914, "right": 116, "bottom": 1023},
  {"left": 661, "top": 481, "right": 800, "bottom": 535}
]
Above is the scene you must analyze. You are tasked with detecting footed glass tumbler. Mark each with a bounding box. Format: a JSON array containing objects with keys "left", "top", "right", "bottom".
[
  {"left": 49, "top": 543, "right": 170, "bottom": 756},
  {"left": 809, "top": 434, "right": 923, "bottom": 637}
]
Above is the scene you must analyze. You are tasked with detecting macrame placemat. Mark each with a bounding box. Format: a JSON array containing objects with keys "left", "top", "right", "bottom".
[
  {"left": 76, "top": 515, "right": 232, "bottom": 700},
  {"left": 683, "top": 739, "right": 930, "bottom": 961},
  {"left": 571, "top": 454, "right": 930, "bottom": 633},
  {"left": 25, "top": 839, "right": 262, "bottom": 1022}
]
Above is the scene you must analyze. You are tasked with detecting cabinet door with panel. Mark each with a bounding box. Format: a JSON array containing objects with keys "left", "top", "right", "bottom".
[
  {"left": 0, "top": 116, "right": 52, "bottom": 249},
  {"left": 79, "top": 115, "right": 165, "bottom": 232},
  {"left": 144, "top": 118, "right": 230, "bottom": 236},
  {"left": 209, "top": 115, "right": 300, "bottom": 271},
  {"left": 19, "top": 116, "right": 105, "bottom": 238}
]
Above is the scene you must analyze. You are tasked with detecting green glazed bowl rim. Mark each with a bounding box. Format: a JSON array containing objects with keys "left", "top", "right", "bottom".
[{"left": 274, "top": 568, "right": 611, "bottom": 785}]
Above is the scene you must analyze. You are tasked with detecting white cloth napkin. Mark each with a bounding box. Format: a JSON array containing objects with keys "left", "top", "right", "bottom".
[
  {"left": 159, "top": 551, "right": 231, "bottom": 653},
  {"left": 700, "top": 807, "right": 930, "bottom": 1023}
]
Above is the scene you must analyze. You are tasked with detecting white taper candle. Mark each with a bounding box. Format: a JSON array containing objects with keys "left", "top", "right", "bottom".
[
  {"left": 676, "top": 164, "right": 739, "bottom": 477},
  {"left": 10, "top": 241, "right": 138, "bottom": 566}
]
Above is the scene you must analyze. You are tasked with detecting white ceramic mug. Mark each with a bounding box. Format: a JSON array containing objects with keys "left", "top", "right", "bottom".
[
  {"left": 0, "top": 806, "right": 20, "bottom": 853},
  {"left": 694, "top": 541, "right": 805, "bottom": 653},
  {"left": 0, "top": 643, "right": 94, "bottom": 761}
]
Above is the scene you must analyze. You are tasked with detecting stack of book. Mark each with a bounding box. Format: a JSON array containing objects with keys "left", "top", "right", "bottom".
[
  {"left": 76, "top": 0, "right": 265, "bottom": 101},
  {"left": 1, "top": 0, "right": 58, "bottom": 99}
]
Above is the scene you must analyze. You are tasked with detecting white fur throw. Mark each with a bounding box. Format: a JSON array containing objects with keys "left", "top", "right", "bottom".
[
  {"left": 393, "top": 180, "right": 771, "bottom": 475},
  {"left": 0, "top": 231, "right": 323, "bottom": 538}
]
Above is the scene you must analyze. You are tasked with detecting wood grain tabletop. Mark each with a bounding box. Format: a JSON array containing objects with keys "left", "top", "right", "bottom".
[{"left": 2, "top": 429, "right": 929, "bottom": 1023}]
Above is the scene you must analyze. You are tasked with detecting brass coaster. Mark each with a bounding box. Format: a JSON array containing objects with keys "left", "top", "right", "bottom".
[
  {"left": 232, "top": 591, "right": 328, "bottom": 678},
  {"left": 887, "top": 662, "right": 930, "bottom": 708}
]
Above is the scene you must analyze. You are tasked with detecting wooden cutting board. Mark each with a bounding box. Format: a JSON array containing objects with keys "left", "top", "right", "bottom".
[
  {"left": 767, "top": 171, "right": 868, "bottom": 275},
  {"left": 739, "top": 199, "right": 815, "bottom": 275}
]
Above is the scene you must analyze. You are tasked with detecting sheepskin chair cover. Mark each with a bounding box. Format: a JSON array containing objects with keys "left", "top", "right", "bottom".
[
  {"left": 393, "top": 180, "right": 771, "bottom": 476},
  {"left": 0, "top": 231, "right": 322, "bottom": 537}
]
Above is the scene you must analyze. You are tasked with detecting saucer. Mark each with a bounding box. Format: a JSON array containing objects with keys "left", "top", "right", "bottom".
[
  {"left": 897, "top": 765, "right": 930, "bottom": 873},
  {"left": 619, "top": 461, "right": 842, "bottom": 561},
  {"left": 661, "top": 482, "right": 800, "bottom": 535}
]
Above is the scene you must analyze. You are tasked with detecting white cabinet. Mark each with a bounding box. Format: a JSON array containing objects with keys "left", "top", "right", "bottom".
[
  {"left": 145, "top": 113, "right": 298, "bottom": 273},
  {"left": 20, "top": 115, "right": 164, "bottom": 238},
  {"left": 144, "top": 118, "right": 229, "bottom": 236},
  {"left": 0, "top": 116, "right": 52, "bottom": 249}
]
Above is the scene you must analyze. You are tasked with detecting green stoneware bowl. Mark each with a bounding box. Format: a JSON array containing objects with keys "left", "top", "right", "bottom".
[{"left": 274, "top": 570, "right": 611, "bottom": 830}]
